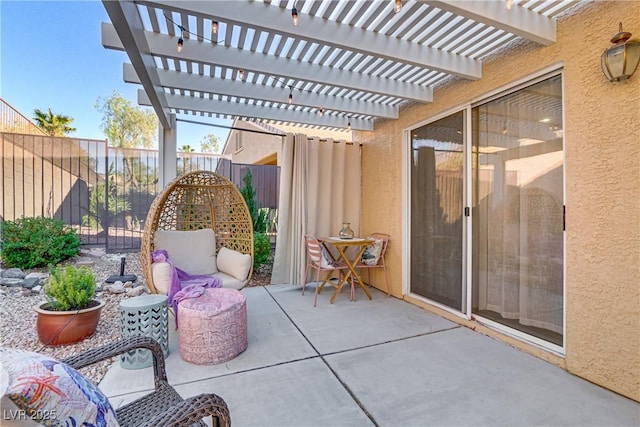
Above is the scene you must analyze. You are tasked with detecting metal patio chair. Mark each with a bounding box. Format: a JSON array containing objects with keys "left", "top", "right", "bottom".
[
  {"left": 355, "top": 232, "right": 391, "bottom": 297},
  {"left": 303, "top": 235, "right": 350, "bottom": 306}
]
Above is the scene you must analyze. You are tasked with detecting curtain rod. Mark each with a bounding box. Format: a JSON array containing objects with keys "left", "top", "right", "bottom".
[{"left": 176, "top": 118, "right": 287, "bottom": 137}]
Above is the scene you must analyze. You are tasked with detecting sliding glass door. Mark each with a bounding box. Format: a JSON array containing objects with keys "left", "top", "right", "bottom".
[
  {"left": 471, "top": 76, "right": 564, "bottom": 346},
  {"left": 410, "top": 112, "right": 464, "bottom": 312},
  {"left": 409, "top": 74, "right": 564, "bottom": 347}
]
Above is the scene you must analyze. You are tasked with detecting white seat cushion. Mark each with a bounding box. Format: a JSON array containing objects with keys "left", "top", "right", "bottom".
[
  {"left": 213, "top": 271, "right": 246, "bottom": 290},
  {"left": 154, "top": 229, "right": 218, "bottom": 275}
]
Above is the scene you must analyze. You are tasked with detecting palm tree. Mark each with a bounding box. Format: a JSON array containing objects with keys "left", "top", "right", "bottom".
[
  {"left": 179, "top": 145, "right": 196, "bottom": 174},
  {"left": 33, "top": 108, "right": 77, "bottom": 136}
]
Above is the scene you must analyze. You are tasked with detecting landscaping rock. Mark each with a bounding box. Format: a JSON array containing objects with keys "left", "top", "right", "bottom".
[
  {"left": 79, "top": 247, "right": 106, "bottom": 257},
  {"left": 2, "top": 268, "right": 25, "bottom": 279},
  {"left": 25, "top": 272, "right": 48, "bottom": 281},
  {"left": 0, "top": 278, "right": 25, "bottom": 287},
  {"left": 21, "top": 277, "right": 41, "bottom": 289},
  {"left": 104, "top": 281, "right": 125, "bottom": 294},
  {"left": 125, "top": 286, "right": 145, "bottom": 297}
]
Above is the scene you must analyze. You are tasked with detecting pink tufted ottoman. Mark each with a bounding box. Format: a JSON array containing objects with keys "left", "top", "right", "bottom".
[{"left": 177, "top": 288, "right": 248, "bottom": 364}]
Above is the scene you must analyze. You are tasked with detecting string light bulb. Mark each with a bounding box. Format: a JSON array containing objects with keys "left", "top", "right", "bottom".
[
  {"left": 292, "top": 4, "right": 298, "bottom": 26},
  {"left": 177, "top": 26, "right": 184, "bottom": 52},
  {"left": 319, "top": 107, "right": 324, "bottom": 117},
  {"left": 288, "top": 90, "right": 293, "bottom": 104},
  {"left": 394, "top": 0, "right": 402, "bottom": 13},
  {"left": 238, "top": 69, "right": 245, "bottom": 81},
  {"left": 347, "top": 118, "right": 352, "bottom": 131},
  {"left": 212, "top": 21, "right": 218, "bottom": 34},
  {"left": 506, "top": 0, "right": 513, "bottom": 10}
]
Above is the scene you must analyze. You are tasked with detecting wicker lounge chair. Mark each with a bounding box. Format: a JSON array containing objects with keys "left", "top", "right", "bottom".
[
  {"left": 61, "top": 335, "right": 230, "bottom": 427},
  {"left": 141, "top": 170, "right": 254, "bottom": 293}
]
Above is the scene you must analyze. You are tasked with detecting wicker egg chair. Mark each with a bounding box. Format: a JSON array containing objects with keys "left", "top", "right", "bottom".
[{"left": 141, "top": 170, "right": 254, "bottom": 293}]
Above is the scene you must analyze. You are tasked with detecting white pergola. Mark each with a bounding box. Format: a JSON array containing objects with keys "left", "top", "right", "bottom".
[{"left": 101, "top": 0, "right": 575, "bottom": 184}]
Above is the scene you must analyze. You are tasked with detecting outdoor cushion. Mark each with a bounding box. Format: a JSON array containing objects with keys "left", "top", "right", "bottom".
[
  {"left": 361, "top": 237, "right": 383, "bottom": 266},
  {"left": 0, "top": 347, "right": 119, "bottom": 426},
  {"left": 320, "top": 245, "right": 336, "bottom": 268},
  {"left": 214, "top": 271, "right": 246, "bottom": 290},
  {"left": 154, "top": 228, "right": 218, "bottom": 275},
  {"left": 217, "top": 247, "right": 252, "bottom": 282},
  {"left": 152, "top": 265, "right": 245, "bottom": 293},
  {"left": 151, "top": 261, "right": 172, "bottom": 295}
]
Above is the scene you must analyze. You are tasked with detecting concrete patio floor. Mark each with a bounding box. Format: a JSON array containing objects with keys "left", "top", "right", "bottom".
[{"left": 99, "top": 284, "right": 640, "bottom": 427}]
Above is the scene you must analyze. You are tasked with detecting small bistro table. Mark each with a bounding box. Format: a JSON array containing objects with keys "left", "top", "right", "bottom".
[{"left": 318, "top": 236, "right": 374, "bottom": 303}]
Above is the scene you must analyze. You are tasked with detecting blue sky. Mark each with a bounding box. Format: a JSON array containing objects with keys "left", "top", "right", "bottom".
[{"left": 0, "top": 1, "right": 230, "bottom": 149}]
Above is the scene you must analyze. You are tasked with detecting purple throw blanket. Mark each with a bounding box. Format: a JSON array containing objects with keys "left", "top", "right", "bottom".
[{"left": 151, "top": 249, "right": 222, "bottom": 327}]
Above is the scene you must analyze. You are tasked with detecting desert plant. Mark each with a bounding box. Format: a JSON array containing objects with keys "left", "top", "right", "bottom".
[
  {"left": 45, "top": 265, "right": 97, "bottom": 311},
  {"left": 0, "top": 217, "right": 80, "bottom": 269},
  {"left": 253, "top": 232, "right": 272, "bottom": 269}
]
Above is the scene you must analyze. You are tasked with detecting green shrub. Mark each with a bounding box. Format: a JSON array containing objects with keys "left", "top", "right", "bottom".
[
  {"left": 241, "top": 169, "right": 268, "bottom": 233},
  {"left": 45, "top": 265, "right": 96, "bottom": 311},
  {"left": 0, "top": 217, "right": 80, "bottom": 269},
  {"left": 253, "top": 232, "right": 271, "bottom": 269}
]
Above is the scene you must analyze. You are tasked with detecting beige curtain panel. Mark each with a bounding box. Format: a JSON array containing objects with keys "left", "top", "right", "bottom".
[{"left": 272, "top": 134, "right": 362, "bottom": 285}]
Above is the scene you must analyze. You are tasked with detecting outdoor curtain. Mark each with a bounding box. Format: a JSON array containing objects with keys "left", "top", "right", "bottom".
[
  {"left": 477, "top": 185, "right": 564, "bottom": 334},
  {"left": 271, "top": 134, "right": 361, "bottom": 285}
]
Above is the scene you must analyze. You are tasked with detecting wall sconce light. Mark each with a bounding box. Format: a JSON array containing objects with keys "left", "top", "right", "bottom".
[{"left": 601, "top": 22, "right": 640, "bottom": 82}]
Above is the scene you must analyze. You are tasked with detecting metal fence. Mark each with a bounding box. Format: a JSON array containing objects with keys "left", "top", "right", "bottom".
[
  {"left": 0, "top": 98, "right": 46, "bottom": 136},
  {"left": 1, "top": 132, "right": 280, "bottom": 252}
]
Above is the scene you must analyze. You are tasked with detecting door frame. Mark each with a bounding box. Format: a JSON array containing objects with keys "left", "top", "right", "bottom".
[
  {"left": 402, "top": 104, "right": 471, "bottom": 321},
  {"left": 402, "top": 63, "right": 567, "bottom": 354}
]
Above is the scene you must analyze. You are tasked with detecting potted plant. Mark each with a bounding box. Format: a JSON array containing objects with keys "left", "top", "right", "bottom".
[{"left": 34, "top": 265, "right": 105, "bottom": 346}]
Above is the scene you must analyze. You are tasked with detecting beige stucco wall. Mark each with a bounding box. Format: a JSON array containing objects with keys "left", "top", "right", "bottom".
[
  {"left": 223, "top": 120, "right": 353, "bottom": 166},
  {"left": 222, "top": 120, "right": 283, "bottom": 165},
  {"left": 359, "top": 1, "right": 639, "bottom": 401}
]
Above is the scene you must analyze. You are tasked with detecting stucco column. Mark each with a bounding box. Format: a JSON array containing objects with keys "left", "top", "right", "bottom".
[{"left": 158, "top": 113, "right": 177, "bottom": 188}]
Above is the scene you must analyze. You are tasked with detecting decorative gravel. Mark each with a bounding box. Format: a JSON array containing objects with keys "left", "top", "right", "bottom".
[
  {"left": 0, "top": 252, "right": 142, "bottom": 384},
  {"left": 0, "top": 250, "right": 272, "bottom": 385}
]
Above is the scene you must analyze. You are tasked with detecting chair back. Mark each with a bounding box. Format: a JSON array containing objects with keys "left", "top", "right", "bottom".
[{"left": 305, "top": 235, "right": 324, "bottom": 267}]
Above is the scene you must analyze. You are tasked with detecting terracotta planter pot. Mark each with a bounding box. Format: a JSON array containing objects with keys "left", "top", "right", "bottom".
[{"left": 34, "top": 300, "right": 105, "bottom": 346}]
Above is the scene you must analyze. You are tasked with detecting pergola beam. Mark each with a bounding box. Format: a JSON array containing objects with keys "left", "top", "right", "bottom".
[
  {"left": 422, "top": 0, "right": 556, "bottom": 46},
  {"left": 102, "top": 23, "right": 433, "bottom": 103},
  {"left": 123, "top": 63, "right": 399, "bottom": 119},
  {"left": 140, "top": 0, "right": 482, "bottom": 80},
  {"left": 138, "top": 90, "right": 374, "bottom": 131},
  {"left": 101, "top": 0, "right": 171, "bottom": 128}
]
